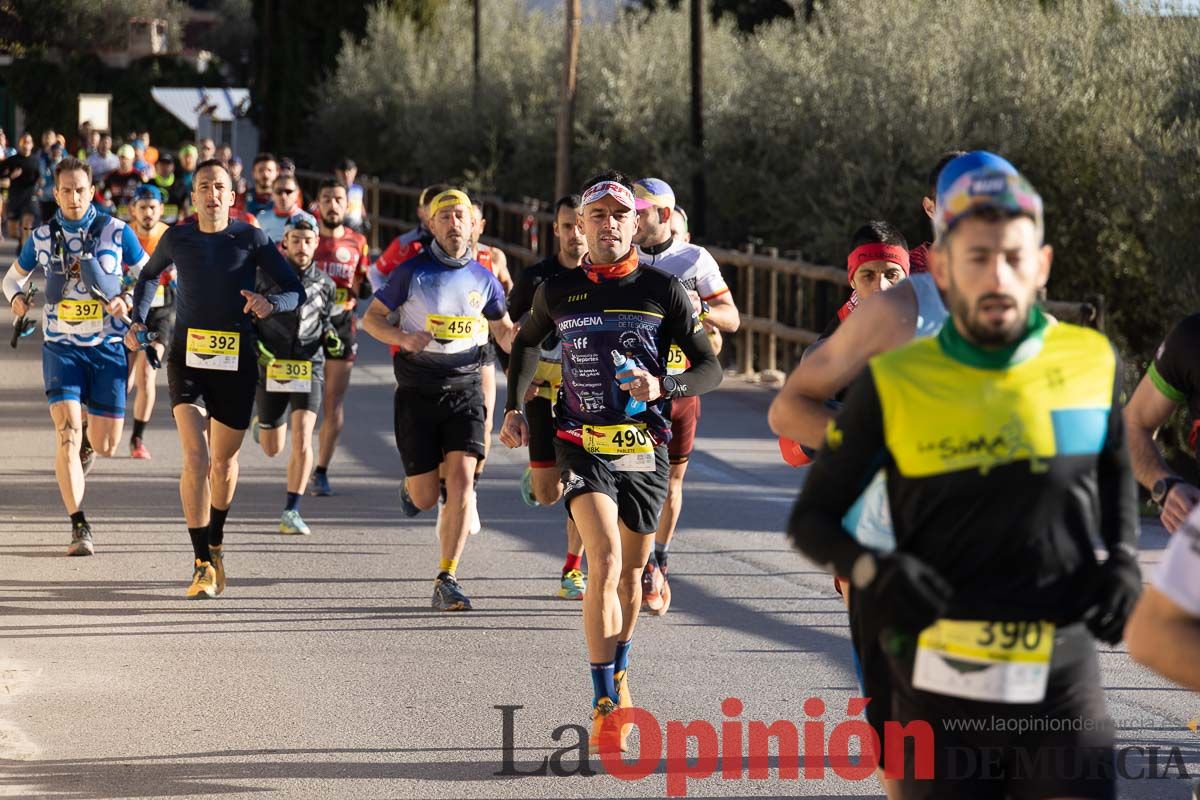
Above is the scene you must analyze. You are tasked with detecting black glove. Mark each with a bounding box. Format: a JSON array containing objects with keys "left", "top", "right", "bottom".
[
  {"left": 1082, "top": 548, "right": 1142, "bottom": 645},
  {"left": 863, "top": 552, "right": 953, "bottom": 634}
]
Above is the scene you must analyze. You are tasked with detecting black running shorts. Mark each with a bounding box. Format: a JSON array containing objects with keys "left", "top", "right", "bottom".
[
  {"left": 393, "top": 382, "right": 486, "bottom": 476},
  {"left": 255, "top": 368, "right": 324, "bottom": 429},
  {"left": 883, "top": 622, "right": 1115, "bottom": 800},
  {"left": 556, "top": 438, "right": 670, "bottom": 534},
  {"left": 167, "top": 355, "right": 258, "bottom": 431}
]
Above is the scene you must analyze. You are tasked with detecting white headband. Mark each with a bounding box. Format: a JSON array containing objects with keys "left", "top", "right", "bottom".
[{"left": 581, "top": 180, "right": 636, "bottom": 210}]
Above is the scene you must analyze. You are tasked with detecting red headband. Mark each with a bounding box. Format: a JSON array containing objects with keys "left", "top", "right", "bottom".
[{"left": 846, "top": 244, "right": 910, "bottom": 283}]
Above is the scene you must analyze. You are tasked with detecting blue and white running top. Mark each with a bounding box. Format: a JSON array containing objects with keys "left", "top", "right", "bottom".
[
  {"left": 373, "top": 249, "right": 507, "bottom": 387},
  {"left": 13, "top": 208, "right": 148, "bottom": 347}
]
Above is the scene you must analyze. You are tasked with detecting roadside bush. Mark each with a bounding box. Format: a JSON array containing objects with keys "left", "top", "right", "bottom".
[{"left": 309, "top": 0, "right": 1200, "bottom": 361}]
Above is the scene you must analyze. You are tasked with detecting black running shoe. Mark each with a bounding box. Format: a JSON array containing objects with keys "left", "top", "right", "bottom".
[
  {"left": 67, "top": 520, "right": 94, "bottom": 556},
  {"left": 432, "top": 574, "right": 472, "bottom": 611},
  {"left": 79, "top": 441, "right": 95, "bottom": 477}
]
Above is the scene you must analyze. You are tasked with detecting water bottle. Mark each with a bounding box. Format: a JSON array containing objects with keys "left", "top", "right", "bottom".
[{"left": 611, "top": 350, "right": 646, "bottom": 416}]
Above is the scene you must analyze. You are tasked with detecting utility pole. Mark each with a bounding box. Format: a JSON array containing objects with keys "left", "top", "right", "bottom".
[
  {"left": 473, "top": 0, "right": 482, "bottom": 109},
  {"left": 555, "top": 0, "right": 582, "bottom": 201},
  {"left": 690, "top": 0, "right": 706, "bottom": 237}
]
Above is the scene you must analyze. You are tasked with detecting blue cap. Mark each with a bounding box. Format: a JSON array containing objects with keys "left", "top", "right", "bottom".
[
  {"left": 283, "top": 210, "right": 318, "bottom": 234},
  {"left": 935, "top": 151, "right": 1017, "bottom": 198},
  {"left": 634, "top": 178, "right": 676, "bottom": 210},
  {"left": 132, "top": 184, "right": 163, "bottom": 203},
  {"left": 934, "top": 151, "right": 1042, "bottom": 240}
]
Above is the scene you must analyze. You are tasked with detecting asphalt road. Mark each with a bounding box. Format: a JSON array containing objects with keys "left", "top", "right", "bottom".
[{"left": 0, "top": 239, "right": 1195, "bottom": 799}]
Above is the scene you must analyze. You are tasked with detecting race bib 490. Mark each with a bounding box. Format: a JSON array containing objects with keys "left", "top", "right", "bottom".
[
  {"left": 185, "top": 328, "right": 240, "bottom": 371},
  {"left": 912, "top": 619, "right": 1055, "bottom": 704},
  {"left": 583, "top": 423, "right": 655, "bottom": 472}
]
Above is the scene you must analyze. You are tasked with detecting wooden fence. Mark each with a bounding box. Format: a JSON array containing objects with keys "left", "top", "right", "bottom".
[{"left": 295, "top": 169, "right": 1103, "bottom": 377}]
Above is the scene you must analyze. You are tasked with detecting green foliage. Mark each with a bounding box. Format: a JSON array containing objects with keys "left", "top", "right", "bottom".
[
  {"left": 310, "top": 0, "right": 1200, "bottom": 363},
  {"left": 0, "top": 0, "right": 188, "bottom": 52},
  {"left": 629, "top": 0, "right": 799, "bottom": 32},
  {"left": 250, "top": 0, "right": 373, "bottom": 153},
  {"left": 6, "top": 54, "right": 209, "bottom": 144}
]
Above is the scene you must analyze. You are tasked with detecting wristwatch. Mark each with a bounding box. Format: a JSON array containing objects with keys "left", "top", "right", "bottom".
[
  {"left": 661, "top": 375, "right": 681, "bottom": 398},
  {"left": 1152, "top": 476, "right": 1183, "bottom": 505},
  {"left": 698, "top": 300, "right": 711, "bottom": 321}
]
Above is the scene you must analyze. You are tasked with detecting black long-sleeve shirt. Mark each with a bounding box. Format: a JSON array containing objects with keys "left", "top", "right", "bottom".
[
  {"left": 788, "top": 311, "right": 1139, "bottom": 624},
  {"left": 506, "top": 262, "right": 722, "bottom": 442},
  {"left": 133, "top": 220, "right": 305, "bottom": 362}
]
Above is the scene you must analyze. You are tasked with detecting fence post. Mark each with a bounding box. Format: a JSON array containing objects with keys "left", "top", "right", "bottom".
[
  {"left": 738, "top": 243, "right": 756, "bottom": 377},
  {"left": 764, "top": 246, "right": 779, "bottom": 375},
  {"left": 368, "top": 176, "right": 381, "bottom": 252}
]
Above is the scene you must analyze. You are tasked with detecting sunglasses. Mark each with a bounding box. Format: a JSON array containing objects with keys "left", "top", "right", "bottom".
[{"left": 274, "top": 188, "right": 297, "bottom": 195}]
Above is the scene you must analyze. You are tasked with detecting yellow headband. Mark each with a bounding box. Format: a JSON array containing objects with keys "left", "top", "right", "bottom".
[{"left": 428, "top": 189, "right": 471, "bottom": 215}]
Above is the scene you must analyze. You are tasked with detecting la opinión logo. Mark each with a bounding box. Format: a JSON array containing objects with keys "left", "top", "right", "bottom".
[{"left": 495, "top": 697, "right": 933, "bottom": 797}]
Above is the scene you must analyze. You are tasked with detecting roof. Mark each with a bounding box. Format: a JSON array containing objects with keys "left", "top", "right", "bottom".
[{"left": 150, "top": 87, "right": 251, "bottom": 129}]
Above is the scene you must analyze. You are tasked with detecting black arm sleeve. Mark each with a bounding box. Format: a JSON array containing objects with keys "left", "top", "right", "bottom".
[
  {"left": 132, "top": 230, "right": 173, "bottom": 324},
  {"left": 1098, "top": 348, "right": 1140, "bottom": 558},
  {"left": 663, "top": 278, "right": 721, "bottom": 398},
  {"left": 786, "top": 368, "right": 890, "bottom": 577},
  {"left": 255, "top": 234, "right": 305, "bottom": 313},
  {"left": 507, "top": 267, "right": 539, "bottom": 323},
  {"left": 505, "top": 282, "right": 556, "bottom": 413}
]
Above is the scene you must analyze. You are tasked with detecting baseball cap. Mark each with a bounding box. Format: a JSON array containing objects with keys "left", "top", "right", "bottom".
[
  {"left": 633, "top": 178, "right": 675, "bottom": 210},
  {"left": 934, "top": 151, "right": 1042, "bottom": 240},
  {"left": 132, "top": 184, "right": 163, "bottom": 203},
  {"left": 283, "top": 210, "right": 319, "bottom": 234},
  {"left": 581, "top": 180, "right": 635, "bottom": 210},
  {"left": 157, "top": 152, "right": 175, "bottom": 165},
  {"left": 428, "top": 189, "right": 472, "bottom": 216},
  {"left": 179, "top": 144, "right": 198, "bottom": 157},
  {"left": 117, "top": 144, "right": 135, "bottom": 159}
]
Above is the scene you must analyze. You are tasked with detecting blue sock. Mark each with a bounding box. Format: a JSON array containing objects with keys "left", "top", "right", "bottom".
[
  {"left": 614, "top": 638, "right": 632, "bottom": 675},
  {"left": 285, "top": 492, "right": 301, "bottom": 512},
  {"left": 590, "top": 661, "right": 616, "bottom": 706}
]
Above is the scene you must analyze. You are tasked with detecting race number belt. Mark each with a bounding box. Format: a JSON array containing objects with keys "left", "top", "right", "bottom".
[
  {"left": 266, "top": 359, "right": 313, "bottom": 393},
  {"left": 583, "top": 423, "right": 655, "bottom": 472},
  {"left": 333, "top": 287, "right": 351, "bottom": 315},
  {"left": 666, "top": 344, "right": 690, "bottom": 376},
  {"left": 55, "top": 299, "right": 104, "bottom": 335},
  {"left": 150, "top": 284, "right": 167, "bottom": 309},
  {"left": 426, "top": 314, "right": 480, "bottom": 341},
  {"left": 185, "top": 328, "right": 240, "bottom": 371},
  {"left": 912, "top": 619, "right": 1055, "bottom": 704}
]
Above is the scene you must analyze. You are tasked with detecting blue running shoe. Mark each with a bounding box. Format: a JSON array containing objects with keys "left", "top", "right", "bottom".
[
  {"left": 399, "top": 481, "right": 421, "bottom": 517},
  {"left": 309, "top": 471, "right": 332, "bottom": 497}
]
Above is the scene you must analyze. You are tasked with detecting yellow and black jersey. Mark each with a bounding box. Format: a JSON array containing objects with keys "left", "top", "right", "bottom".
[{"left": 790, "top": 308, "right": 1138, "bottom": 624}]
